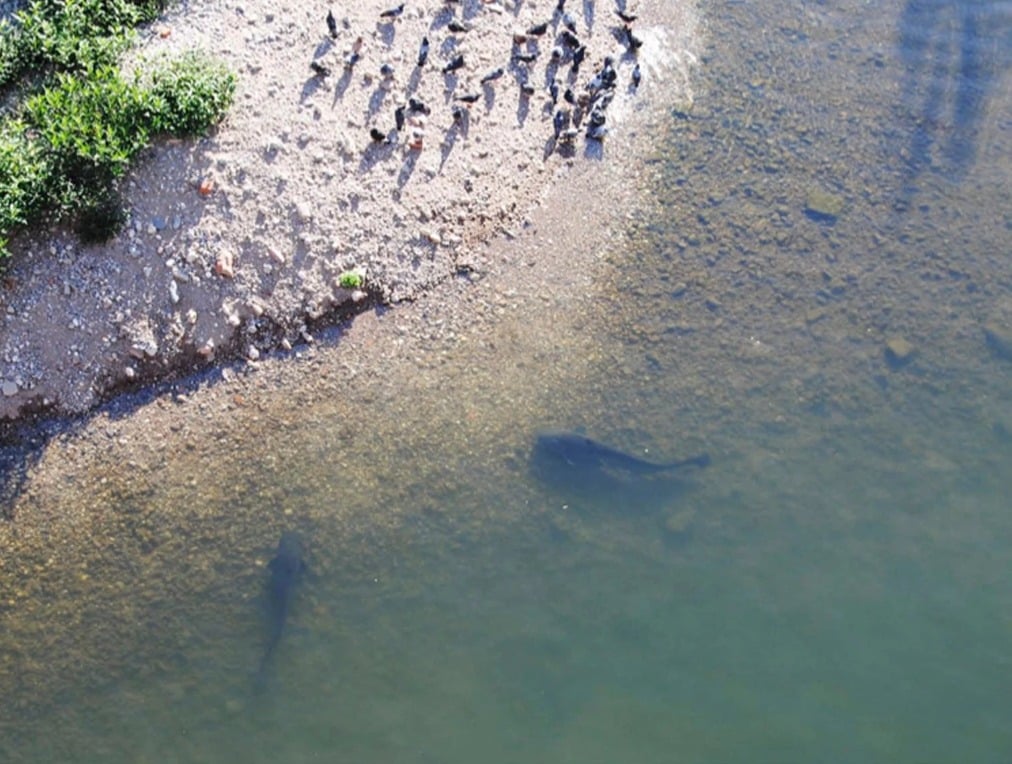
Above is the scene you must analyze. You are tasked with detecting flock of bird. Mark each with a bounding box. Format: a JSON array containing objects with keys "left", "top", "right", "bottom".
[{"left": 308, "top": 0, "right": 646, "bottom": 154}]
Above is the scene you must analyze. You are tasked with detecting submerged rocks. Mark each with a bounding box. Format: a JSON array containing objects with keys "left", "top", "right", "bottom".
[
  {"left": 884, "top": 336, "right": 916, "bottom": 368},
  {"left": 983, "top": 322, "right": 1012, "bottom": 361},
  {"left": 804, "top": 188, "right": 843, "bottom": 223}
]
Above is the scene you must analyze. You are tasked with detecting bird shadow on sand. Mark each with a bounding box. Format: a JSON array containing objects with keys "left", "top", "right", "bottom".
[
  {"left": 397, "top": 150, "right": 419, "bottom": 188},
  {"left": 332, "top": 67, "right": 355, "bottom": 104}
]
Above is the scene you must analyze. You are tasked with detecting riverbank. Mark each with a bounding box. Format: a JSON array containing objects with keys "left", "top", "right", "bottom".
[{"left": 0, "top": 0, "right": 697, "bottom": 425}]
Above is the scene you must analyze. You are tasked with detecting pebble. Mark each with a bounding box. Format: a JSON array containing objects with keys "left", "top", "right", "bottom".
[
  {"left": 804, "top": 189, "right": 843, "bottom": 222},
  {"left": 884, "top": 336, "right": 916, "bottom": 367}
]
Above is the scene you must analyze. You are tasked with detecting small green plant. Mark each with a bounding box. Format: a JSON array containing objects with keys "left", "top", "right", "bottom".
[{"left": 338, "top": 271, "right": 364, "bottom": 289}]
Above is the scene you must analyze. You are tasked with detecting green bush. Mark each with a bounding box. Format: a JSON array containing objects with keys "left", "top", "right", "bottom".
[
  {"left": 143, "top": 51, "right": 236, "bottom": 137},
  {"left": 0, "top": 0, "right": 141, "bottom": 88},
  {"left": 0, "top": 120, "right": 50, "bottom": 235},
  {"left": 0, "top": 0, "right": 236, "bottom": 262},
  {"left": 22, "top": 65, "right": 153, "bottom": 204}
]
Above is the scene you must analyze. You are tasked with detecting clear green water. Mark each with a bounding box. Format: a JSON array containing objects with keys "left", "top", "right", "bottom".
[{"left": 4, "top": 0, "right": 1012, "bottom": 761}]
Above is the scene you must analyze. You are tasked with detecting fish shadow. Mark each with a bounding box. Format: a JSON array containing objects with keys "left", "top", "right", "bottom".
[{"left": 529, "top": 446, "right": 695, "bottom": 515}]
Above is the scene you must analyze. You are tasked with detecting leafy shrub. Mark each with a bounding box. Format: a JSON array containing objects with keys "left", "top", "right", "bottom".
[
  {"left": 22, "top": 65, "right": 152, "bottom": 203},
  {"left": 143, "top": 51, "right": 236, "bottom": 137},
  {"left": 0, "top": 0, "right": 141, "bottom": 88},
  {"left": 0, "top": 120, "right": 49, "bottom": 235}
]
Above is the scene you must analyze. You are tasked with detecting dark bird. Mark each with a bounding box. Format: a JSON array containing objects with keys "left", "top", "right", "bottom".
[
  {"left": 408, "top": 96, "right": 431, "bottom": 114},
  {"left": 631, "top": 63, "right": 641, "bottom": 89},
  {"left": 561, "top": 11, "right": 578, "bottom": 34},
  {"left": 480, "top": 67, "right": 504, "bottom": 84},
  {"left": 553, "top": 109, "right": 568, "bottom": 139},
  {"left": 442, "top": 54, "right": 465, "bottom": 73},
  {"left": 615, "top": 9, "right": 638, "bottom": 24},
  {"left": 452, "top": 105, "right": 467, "bottom": 122},
  {"left": 571, "top": 44, "right": 586, "bottom": 71},
  {"left": 326, "top": 9, "right": 339, "bottom": 38},
  {"left": 527, "top": 21, "right": 549, "bottom": 36},
  {"left": 549, "top": 79, "right": 560, "bottom": 104},
  {"left": 394, "top": 105, "right": 405, "bottom": 130},
  {"left": 447, "top": 20, "right": 472, "bottom": 33},
  {"left": 563, "top": 87, "right": 575, "bottom": 104},
  {"left": 417, "top": 36, "right": 429, "bottom": 67},
  {"left": 556, "top": 0, "right": 566, "bottom": 10},
  {"left": 309, "top": 60, "right": 331, "bottom": 77},
  {"left": 256, "top": 532, "right": 307, "bottom": 683},
  {"left": 625, "top": 26, "right": 644, "bottom": 51},
  {"left": 380, "top": 3, "right": 404, "bottom": 18},
  {"left": 520, "top": 82, "right": 536, "bottom": 96},
  {"left": 454, "top": 92, "right": 480, "bottom": 103},
  {"left": 380, "top": 62, "right": 395, "bottom": 78},
  {"left": 559, "top": 29, "right": 581, "bottom": 48},
  {"left": 370, "top": 127, "right": 389, "bottom": 143},
  {"left": 586, "top": 124, "right": 609, "bottom": 141},
  {"left": 344, "top": 52, "right": 360, "bottom": 68},
  {"left": 513, "top": 52, "right": 538, "bottom": 63}
]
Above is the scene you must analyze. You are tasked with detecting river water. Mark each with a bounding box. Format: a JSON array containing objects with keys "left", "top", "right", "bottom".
[{"left": 2, "top": 0, "right": 1011, "bottom": 761}]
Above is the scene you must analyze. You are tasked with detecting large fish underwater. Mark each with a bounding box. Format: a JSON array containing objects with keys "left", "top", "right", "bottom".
[
  {"left": 533, "top": 430, "right": 711, "bottom": 476},
  {"left": 256, "top": 531, "right": 307, "bottom": 683},
  {"left": 530, "top": 430, "right": 711, "bottom": 511}
]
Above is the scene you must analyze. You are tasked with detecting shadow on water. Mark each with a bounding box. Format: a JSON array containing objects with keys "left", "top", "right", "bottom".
[{"left": 895, "top": 0, "right": 1010, "bottom": 188}]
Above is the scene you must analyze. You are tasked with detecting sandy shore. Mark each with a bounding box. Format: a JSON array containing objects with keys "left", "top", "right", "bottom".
[{"left": 0, "top": 0, "right": 697, "bottom": 426}]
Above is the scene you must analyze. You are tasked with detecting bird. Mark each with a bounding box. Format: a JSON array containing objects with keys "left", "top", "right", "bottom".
[
  {"left": 527, "top": 21, "right": 549, "bottom": 36},
  {"left": 556, "top": 0, "right": 566, "bottom": 11},
  {"left": 442, "top": 54, "right": 465, "bottom": 73},
  {"left": 455, "top": 92, "right": 480, "bottom": 103},
  {"left": 586, "top": 124, "right": 608, "bottom": 140},
  {"left": 408, "top": 97, "right": 431, "bottom": 114},
  {"left": 447, "top": 20, "right": 472, "bottom": 33},
  {"left": 561, "top": 11, "right": 578, "bottom": 34},
  {"left": 344, "top": 52, "right": 360, "bottom": 68},
  {"left": 417, "top": 36, "right": 429, "bottom": 67},
  {"left": 380, "top": 3, "right": 404, "bottom": 18},
  {"left": 559, "top": 29, "right": 580, "bottom": 48},
  {"left": 563, "top": 87, "right": 575, "bottom": 105},
  {"left": 571, "top": 45, "right": 586, "bottom": 72},
  {"left": 520, "top": 81, "right": 535, "bottom": 96},
  {"left": 480, "top": 67, "right": 504, "bottom": 84},
  {"left": 310, "top": 60, "right": 331, "bottom": 77},
  {"left": 380, "top": 62, "right": 395, "bottom": 78},
  {"left": 394, "top": 105, "right": 406, "bottom": 130},
  {"left": 553, "top": 109, "right": 569, "bottom": 139},
  {"left": 625, "top": 27, "right": 644, "bottom": 51},
  {"left": 614, "top": 9, "right": 638, "bottom": 24},
  {"left": 513, "top": 52, "right": 537, "bottom": 63},
  {"left": 326, "top": 9, "right": 339, "bottom": 38},
  {"left": 631, "top": 63, "right": 641, "bottom": 89},
  {"left": 370, "top": 127, "right": 388, "bottom": 143},
  {"left": 548, "top": 79, "right": 559, "bottom": 104}
]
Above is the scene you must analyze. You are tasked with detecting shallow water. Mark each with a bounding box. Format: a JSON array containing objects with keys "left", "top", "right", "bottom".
[{"left": 3, "top": 0, "right": 1012, "bottom": 761}]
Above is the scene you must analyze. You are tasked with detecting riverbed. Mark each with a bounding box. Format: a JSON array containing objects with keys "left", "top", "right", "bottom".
[{"left": 2, "top": 0, "right": 1011, "bottom": 761}]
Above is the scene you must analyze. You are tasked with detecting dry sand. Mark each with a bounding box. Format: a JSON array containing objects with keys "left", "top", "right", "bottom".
[{"left": 0, "top": 0, "right": 698, "bottom": 424}]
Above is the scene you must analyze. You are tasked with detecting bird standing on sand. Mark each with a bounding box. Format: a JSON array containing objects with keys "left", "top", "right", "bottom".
[
  {"left": 443, "top": 54, "right": 465, "bottom": 73},
  {"left": 481, "top": 67, "right": 504, "bottom": 84},
  {"left": 326, "top": 9, "right": 338, "bottom": 38},
  {"left": 380, "top": 3, "right": 404, "bottom": 19},
  {"left": 417, "top": 36, "right": 429, "bottom": 67}
]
